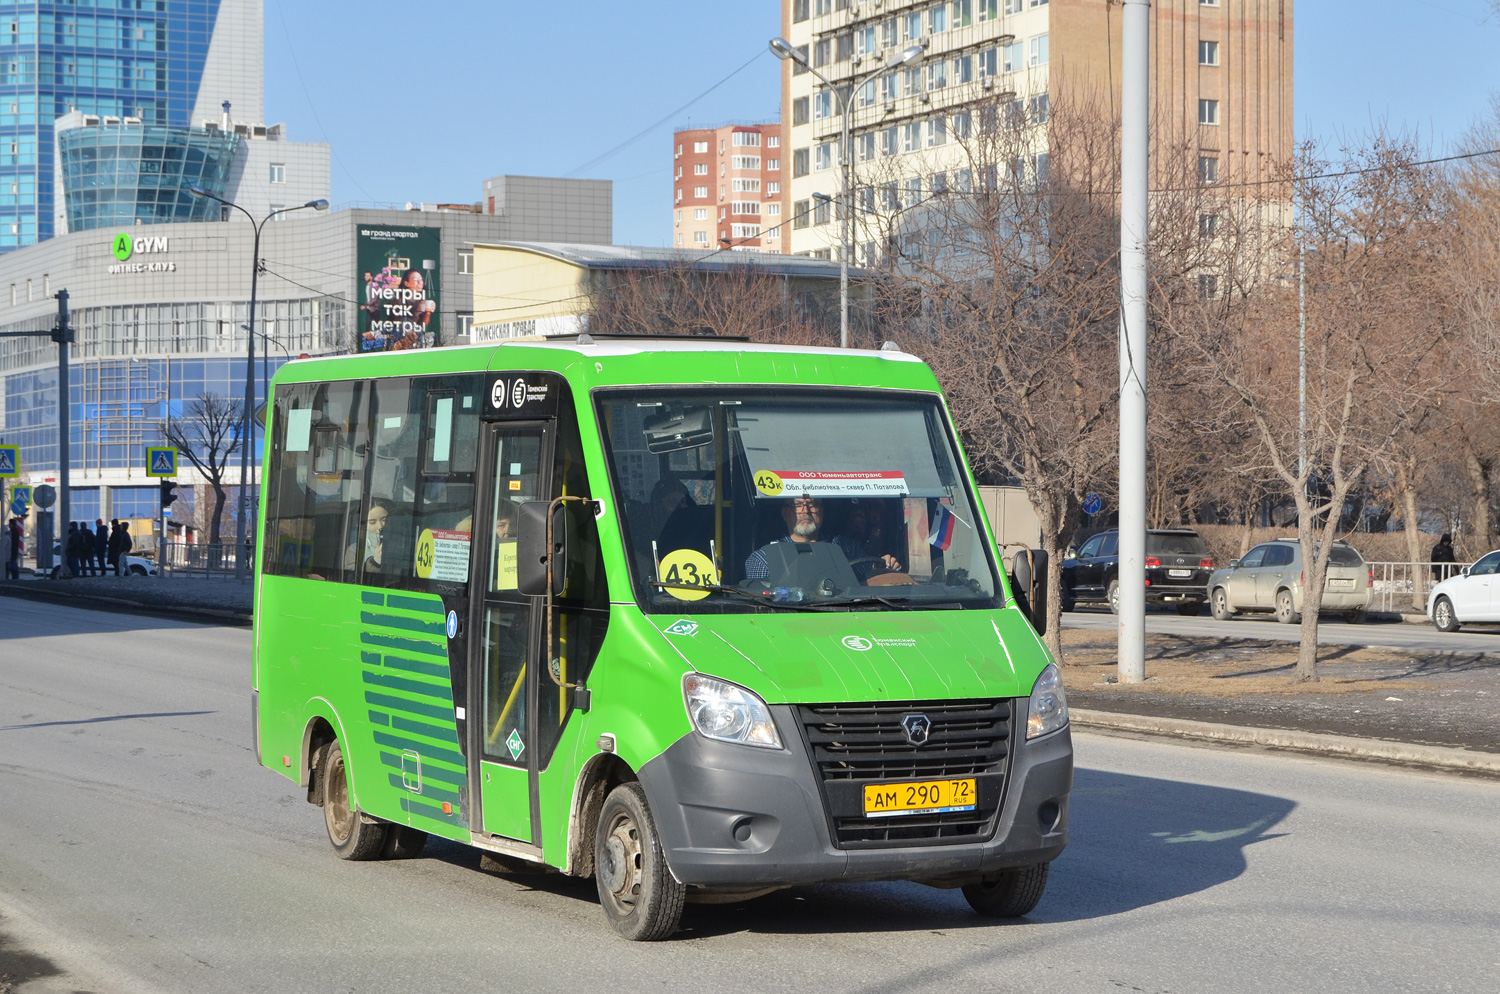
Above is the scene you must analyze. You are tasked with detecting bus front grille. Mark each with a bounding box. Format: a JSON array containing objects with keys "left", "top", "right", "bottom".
[{"left": 794, "top": 699, "right": 1013, "bottom": 849}]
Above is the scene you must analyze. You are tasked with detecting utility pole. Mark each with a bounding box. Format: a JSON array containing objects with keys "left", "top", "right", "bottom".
[
  {"left": 1117, "top": 0, "right": 1149, "bottom": 685},
  {"left": 52, "top": 290, "right": 73, "bottom": 539}
]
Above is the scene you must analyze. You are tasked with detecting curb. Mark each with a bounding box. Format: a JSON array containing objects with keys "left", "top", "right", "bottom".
[
  {"left": 0, "top": 582, "right": 252, "bottom": 627},
  {"left": 1070, "top": 707, "right": 1500, "bottom": 774}
]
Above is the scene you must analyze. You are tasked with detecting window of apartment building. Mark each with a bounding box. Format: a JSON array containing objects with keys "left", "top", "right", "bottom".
[
  {"left": 695, "top": 208, "right": 708, "bottom": 220},
  {"left": 694, "top": 141, "right": 709, "bottom": 153},
  {"left": 953, "top": 110, "right": 972, "bottom": 139},
  {"left": 953, "top": 53, "right": 973, "bottom": 85},
  {"left": 881, "top": 18, "right": 898, "bottom": 47},
  {"left": 731, "top": 155, "right": 761, "bottom": 170},
  {"left": 814, "top": 38, "right": 832, "bottom": 66},
  {"left": 733, "top": 131, "right": 760, "bottom": 147},
  {"left": 720, "top": 207, "right": 727, "bottom": 220},
  {"left": 720, "top": 163, "right": 726, "bottom": 176},
  {"left": 1029, "top": 33, "right": 1049, "bottom": 66},
  {"left": 1033, "top": 152, "right": 1049, "bottom": 183},
  {"left": 880, "top": 73, "right": 898, "bottom": 102},
  {"left": 931, "top": 172, "right": 949, "bottom": 196},
  {"left": 858, "top": 132, "right": 876, "bottom": 161},
  {"left": 1004, "top": 39, "right": 1024, "bottom": 72},
  {"left": 1200, "top": 0, "right": 1218, "bottom": 5},
  {"left": 835, "top": 33, "right": 852, "bottom": 61},
  {"left": 1199, "top": 274, "right": 1219, "bottom": 299},
  {"left": 457, "top": 313, "right": 473, "bottom": 337},
  {"left": 694, "top": 163, "right": 707, "bottom": 175},
  {"left": 1198, "top": 98, "right": 1219, "bottom": 125},
  {"left": 675, "top": 166, "right": 682, "bottom": 180},
  {"left": 904, "top": 11, "right": 922, "bottom": 39},
  {"left": 858, "top": 79, "right": 876, "bottom": 108},
  {"left": 815, "top": 0, "right": 832, "bottom": 13},
  {"left": 269, "top": 163, "right": 285, "bottom": 184},
  {"left": 268, "top": 204, "right": 286, "bottom": 217},
  {"left": 1199, "top": 40, "right": 1219, "bottom": 65},
  {"left": 674, "top": 210, "right": 682, "bottom": 225},
  {"left": 793, "top": 96, "right": 810, "bottom": 126},
  {"left": 794, "top": 199, "right": 811, "bottom": 228},
  {"left": 768, "top": 181, "right": 780, "bottom": 194},
  {"left": 955, "top": 167, "right": 973, "bottom": 193},
  {"left": 768, "top": 135, "right": 780, "bottom": 148},
  {"left": 720, "top": 139, "right": 726, "bottom": 154},
  {"left": 881, "top": 126, "right": 898, "bottom": 156},
  {"left": 814, "top": 199, "right": 831, "bottom": 226},
  {"left": 675, "top": 188, "right": 682, "bottom": 203},
  {"left": 793, "top": 0, "right": 809, "bottom": 17},
  {"left": 732, "top": 178, "right": 761, "bottom": 193},
  {"left": 732, "top": 202, "right": 761, "bottom": 216},
  {"left": 676, "top": 232, "right": 684, "bottom": 246},
  {"left": 676, "top": 143, "right": 682, "bottom": 157},
  {"left": 953, "top": 0, "right": 973, "bottom": 27},
  {"left": 1199, "top": 213, "right": 1218, "bottom": 240},
  {"left": 815, "top": 142, "right": 833, "bottom": 171},
  {"left": 731, "top": 224, "right": 761, "bottom": 239},
  {"left": 1029, "top": 93, "right": 1049, "bottom": 123},
  {"left": 927, "top": 60, "right": 947, "bottom": 90},
  {"left": 814, "top": 90, "right": 832, "bottom": 120},
  {"left": 979, "top": 47, "right": 997, "bottom": 78},
  {"left": 767, "top": 203, "right": 781, "bottom": 217},
  {"left": 1198, "top": 155, "right": 1219, "bottom": 184},
  {"left": 927, "top": 117, "right": 947, "bottom": 147},
  {"left": 694, "top": 230, "right": 709, "bottom": 244},
  {"left": 457, "top": 248, "right": 474, "bottom": 275},
  {"left": 929, "top": 5, "right": 947, "bottom": 33},
  {"left": 1005, "top": 98, "right": 1026, "bottom": 128},
  {"left": 793, "top": 148, "right": 810, "bottom": 177},
  {"left": 903, "top": 121, "right": 922, "bottom": 152},
  {"left": 979, "top": 0, "right": 998, "bottom": 20},
  {"left": 721, "top": 184, "right": 726, "bottom": 198},
  {"left": 767, "top": 158, "right": 780, "bottom": 171},
  {"left": 882, "top": 183, "right": 900, "bottom": 210},
  {"left": 694, "top": 185, "right": 708, "bottom": 198},
  {"left": 1005, "top": 0, "right": 1024, "bottom": 13},
  {"left": 792, "top": 44, "right": 810, "bottom": 74},
  {"left": 903, "top": 66, "right": 922, "bottom": 96},
  {"left": 859, "top": 187, "right": 875, "bottom": 214},
  {"left": 906, "top": 177, "right": 923, "bottom": 207},
  {"left": 857, "top": 25, "right": 876, "bottom": 54}
]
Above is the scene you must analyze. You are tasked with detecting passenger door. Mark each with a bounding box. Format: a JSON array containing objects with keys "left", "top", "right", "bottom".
[
  {"left": 1460, "top": 551, "right": 1500, "bottom": 621},
  {"left": 1255, "top": 545, "right": 1295, "bottom": 607},
  {"left": 1070, "top": 534, "right": 1105, "bottom": 600},
  {"left": 1226, "top": 545, "right": 1267, "bottom": 609}
]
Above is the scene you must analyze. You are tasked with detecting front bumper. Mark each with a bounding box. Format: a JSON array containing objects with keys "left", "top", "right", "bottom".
[{"left": 636, "top": 703, "right": 1072, "bottom": 888}]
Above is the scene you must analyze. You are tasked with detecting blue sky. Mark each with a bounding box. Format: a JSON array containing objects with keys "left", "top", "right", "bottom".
[{"left": 264, "top": 1, "right": 1500, "bottom": 248}]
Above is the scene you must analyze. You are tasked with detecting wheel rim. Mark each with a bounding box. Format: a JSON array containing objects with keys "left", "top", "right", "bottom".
[
  {"left": 1278, "top": 595, "right": 1292, "bottom": 620},
  {"left": 325, "top": 751, "right": 354, "bottom": 846},
  {"left": 598, "top": 809, "right": 643, "bottom": 918},
  {"left": 1109, "top": 584, "right": 1119, "bottom": 612},
  {"left": 1436, "top": 600, "right": 1451, "bottom": 627},
  {"left": 1214, "top": 590, "right": 1226, "bottom": 615}
]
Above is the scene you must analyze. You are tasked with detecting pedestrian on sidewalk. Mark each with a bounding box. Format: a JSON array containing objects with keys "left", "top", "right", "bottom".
[
  {"left": 1431, "top": 533, "right": 1457, "bottom": 582},
  {"left": 93, "top": 518, "right": 108, "bottom": 576},
  {"left": 108, "top": 519, "right": 124, "bottom": 576},
  {"left": 65, "top": 521, "right": 84, "bottom": 577},
  {"left": 4, "top": 516, "right": 21, "bottom": 580},
  {"left": 115, "top": 521, "right": 133, "bottom": 575},
  {"left": 77, "top": 520, "right": 96, "bottom": 575}
]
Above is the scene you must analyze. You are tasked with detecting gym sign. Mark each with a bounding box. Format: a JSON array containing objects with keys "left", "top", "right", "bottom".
[{"left": 108, "top": 232, "right": 177, "bottom": 274}]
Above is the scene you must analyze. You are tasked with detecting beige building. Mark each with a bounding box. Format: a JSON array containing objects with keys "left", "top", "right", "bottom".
[{"left": 781, "top": 0, "right": 1293, "bottom": 260}]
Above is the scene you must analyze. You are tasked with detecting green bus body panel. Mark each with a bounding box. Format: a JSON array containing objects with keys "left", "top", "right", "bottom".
[{"left": 253, "top": 341, "right": 1050, "bottom": 870}]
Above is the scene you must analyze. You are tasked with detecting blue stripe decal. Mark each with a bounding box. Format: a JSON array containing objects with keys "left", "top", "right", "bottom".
[
  {"left": 363, "top": 691, "right": 453, "bottom": 721},
  {"left": 361, "top": 651, "right": 382, "bottom": 667},
  {"left": 386, "top": 594, "right": 444, "bottom": 615},
  {"left": 368, "top": 710, "right": 390, "bottom": 726},
  {"left": 388, "top": 713, "right": 460, "bottom": 746},
  {"left": 372, "top": 730, "right": 464, "bottom": 768},
  {"left": 361, "top": 591, "right": 385, "bottom": 606},
  {"left": 378, "top": 752, "right": 467, "bottom": 786},
  {"left": 361, "top": 670, "right": 453, "bottom": 702},
  {"left": 362, "top": 611, "right": 445, "bottom": 636},
  {"left": 378, "top": 654, "right": 450, "bottom": 680},
  {"left": 359, "top": 632, "right": 448, "bottom": 659}
]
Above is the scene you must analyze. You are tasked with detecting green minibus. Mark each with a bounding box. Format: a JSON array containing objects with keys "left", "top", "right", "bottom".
[{"left": 252, "top": 335, "right": 1071, "bottom": 940}]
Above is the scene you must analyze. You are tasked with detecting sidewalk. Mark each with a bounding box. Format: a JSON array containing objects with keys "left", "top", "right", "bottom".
[{"left": 0, "top": 573, "right": 252, "bottom": 624}]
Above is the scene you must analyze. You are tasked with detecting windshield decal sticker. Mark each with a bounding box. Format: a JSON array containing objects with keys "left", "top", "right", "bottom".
[
  {"left": 506, "top": 728, "right": 525, "bottom": 761},
  {"left": 658, "top": 549, "right": 719, "bottom": 601},
  {"left": 663, "top": 619, "right": 699, "bottom": 637},
  {"left": 758, "top": 471, "right": 909, "bottom": 498},
  {"left": 414, "top": 528, "right": 471, "bottom": 582}
]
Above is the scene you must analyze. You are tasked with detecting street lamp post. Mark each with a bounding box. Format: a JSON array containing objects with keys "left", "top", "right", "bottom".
[
  {"left": 770, "top": 36, "right": 923, "bottom": 348},
  {"left": 189, "top": 188, "right": 328, "bottom": 578}
]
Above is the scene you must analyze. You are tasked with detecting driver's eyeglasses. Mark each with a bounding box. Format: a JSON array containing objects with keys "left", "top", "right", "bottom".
[{"left": 792, "top": 498, "right": 821, "bottom": 510}]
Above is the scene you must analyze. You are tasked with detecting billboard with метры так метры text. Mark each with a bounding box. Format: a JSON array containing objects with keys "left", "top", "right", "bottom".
[{"left": 357, "top": 225, "right": 440, "bottom": 352}]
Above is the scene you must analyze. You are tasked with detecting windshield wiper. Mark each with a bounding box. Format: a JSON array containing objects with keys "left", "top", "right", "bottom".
[{"left": 646, "top": 581, "right": 822, "bottom": 612}]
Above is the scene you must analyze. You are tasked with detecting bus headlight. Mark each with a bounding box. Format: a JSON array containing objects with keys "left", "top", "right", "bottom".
[
  {"left": 1027, "top": 664, "right": 1069, "bottom": 739},
  {"left": 683, "top": 674, "right": 782, "bottom": 749}
]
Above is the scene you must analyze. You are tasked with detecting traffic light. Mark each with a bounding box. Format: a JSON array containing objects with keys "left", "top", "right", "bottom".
[{"left": 159, "top": 479, "right": 178, "bottom": 511}]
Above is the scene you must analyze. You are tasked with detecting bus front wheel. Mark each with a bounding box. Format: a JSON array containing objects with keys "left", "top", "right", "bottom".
[
  {"left": 320, "top": 739, "right": 390, "bottom": 860},
  {"left": 962, "top": 862, "right": 1050, "bottom": 918},
  {"left": 594, "top": 783, "right": 684, "bottom": 941}
]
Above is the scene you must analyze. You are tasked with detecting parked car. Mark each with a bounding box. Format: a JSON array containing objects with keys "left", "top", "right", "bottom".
[
  {"left": 1207, "top": 538, "right": 1371, "bottom": 624},
  {"left": 1427, "top": 549, "right": 1500, "bottom": 632},
  {"left": 1060, "top": 528, "right": 1214, "bottom": 616},
  {"left": 48, "top": 542, "right": 157, "bottom": 578}
]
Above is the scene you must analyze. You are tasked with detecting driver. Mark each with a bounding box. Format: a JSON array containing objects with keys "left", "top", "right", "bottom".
[{"left": 744, "top": 495, "right": 900, "bottom": 583}]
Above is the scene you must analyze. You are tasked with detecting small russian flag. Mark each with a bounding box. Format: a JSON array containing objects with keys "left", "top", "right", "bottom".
[{"left": 929, "top": 502, "right": 958, "bottom": 550}]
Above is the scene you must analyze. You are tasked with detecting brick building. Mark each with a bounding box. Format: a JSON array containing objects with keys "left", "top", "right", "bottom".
[{"left": 671, "top": 123, "right": 788, "bottom": 254}]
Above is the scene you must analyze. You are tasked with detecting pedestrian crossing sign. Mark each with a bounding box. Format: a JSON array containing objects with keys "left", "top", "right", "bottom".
[
  {"left": 0, "top": 444, "right": 18, "bottom": 477},
  {"left": 146, "top": 447, "right": 178, "bottom": 477}
]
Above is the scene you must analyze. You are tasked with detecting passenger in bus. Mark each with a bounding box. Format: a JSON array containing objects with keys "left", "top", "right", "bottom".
[
  {"left": 346, "top": 498, "right": 391, "bottom": 572},
  {"left": 744, "top": 496, "right": 900, "bottom": 583}
]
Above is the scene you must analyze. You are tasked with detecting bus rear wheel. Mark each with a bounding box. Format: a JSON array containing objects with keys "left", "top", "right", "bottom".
[
  {"left": 962, "top": 862, "right": 1050, "bottom": 918},
  {"left": 320, "top": 739, "right": 390, "bottom": 860},
  {"left": 594, "top": 783, "right": 684, "bottom": 941}
]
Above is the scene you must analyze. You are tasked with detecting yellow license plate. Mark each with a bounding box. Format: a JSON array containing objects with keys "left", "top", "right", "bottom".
[{"left": 863, "top": 778, "right": 977, "bottom": 818}]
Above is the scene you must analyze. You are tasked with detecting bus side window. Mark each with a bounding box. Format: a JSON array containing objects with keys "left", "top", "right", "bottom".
[{"left": 364, "top": 377, "right": 420, "bottom": 585}]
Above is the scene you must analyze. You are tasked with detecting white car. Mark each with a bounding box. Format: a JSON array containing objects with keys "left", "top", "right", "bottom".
[{"left": 1428, "top": 549, "right": 1500, "bottom": 632}]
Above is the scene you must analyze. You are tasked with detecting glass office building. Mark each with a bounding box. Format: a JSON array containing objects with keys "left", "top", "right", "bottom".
[
  {"left": 58, "top": 122, "right": 238, "bottom": 230},
  {"left": 0, "top": 0, "right": 242, "bottom": 249}
]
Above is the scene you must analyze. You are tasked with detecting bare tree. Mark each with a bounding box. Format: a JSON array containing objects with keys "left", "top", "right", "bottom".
[{"left": 163, "top": 393, "right": 243, "bottom": 556}]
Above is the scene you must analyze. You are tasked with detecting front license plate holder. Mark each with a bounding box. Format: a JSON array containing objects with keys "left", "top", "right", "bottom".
[{"left": 863, "top": 778, "right": 977, "bottom": 818}]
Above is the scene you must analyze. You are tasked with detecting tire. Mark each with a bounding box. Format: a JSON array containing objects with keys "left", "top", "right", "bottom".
[
  {"left": 1343, "top": 608, "right": 1368, "bottom": 625},
  {"left": 382, "top": 825, "right": 428, "bottom": 860},
  {"left": 962, "top": 862, "right": 1050, "bottom": 918},
  {"left": 1176, "top": 600, "right": 1203, "bottom": 617},
  {"left": 321, "top": 739, "right": 390, "bottom": 860},
  {"left": 1106, "top": 578, "right": 1121, "bottom": 615},
  {"left": 1059, "top": 595, "right": 1075, "bottom": 613},
  {"left": 1275, "top": 590, "right": 1301, "bottom": 625},
  {"left": 594, "top": 783, "right": 685, "bottom": 941},
  {"left": 129, "top": 564, "right": 147, "bottom": 576},
  {"left": 1433, "top": 596, "right": 1461, "bottom": 633},
  {"left": 1211, "top": 587, "right": 1234, "bottom": 621}
]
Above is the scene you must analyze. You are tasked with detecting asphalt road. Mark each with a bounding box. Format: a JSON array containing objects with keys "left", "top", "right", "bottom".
[
  {"left": 3, "top": 600, "right": 1499, "bottom": 993},
  {"left": 1063, "top": 605, "right": 1500, "bottom": 655}
]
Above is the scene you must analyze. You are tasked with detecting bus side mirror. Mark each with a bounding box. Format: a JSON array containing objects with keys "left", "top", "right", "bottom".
[
  {"left": 1010, "top": 548, "right": 1049, "bottom": 637},
  {"left": 517, "top": 501, "right": 567, "bottom": 597}
]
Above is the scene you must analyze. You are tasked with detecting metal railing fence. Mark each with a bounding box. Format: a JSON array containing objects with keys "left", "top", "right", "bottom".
[{"left": 1366, "top": 561, "right": 1472, "bottom": 614}]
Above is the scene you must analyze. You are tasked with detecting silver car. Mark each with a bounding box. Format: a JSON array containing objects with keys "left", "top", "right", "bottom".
[{"left": 1208, "top": 538, "right": 1372, "bottom": 624}]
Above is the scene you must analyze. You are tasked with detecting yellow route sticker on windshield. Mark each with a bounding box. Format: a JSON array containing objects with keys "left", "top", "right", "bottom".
[
  {"left": 659, "top": 548, "right": 718, "bottom": 601},
  {"left": 754, "top": 470, "right": 784, "bottom": 496}
]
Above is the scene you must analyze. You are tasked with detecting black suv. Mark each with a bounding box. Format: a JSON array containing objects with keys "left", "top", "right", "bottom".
[{"left": 1060, "top": 529, "right": 1214, "bottom": 616}]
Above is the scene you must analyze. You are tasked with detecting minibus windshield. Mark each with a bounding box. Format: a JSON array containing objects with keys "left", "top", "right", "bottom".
[{"left": 598, "top": 388, "right": 1002, "bottom": 613}]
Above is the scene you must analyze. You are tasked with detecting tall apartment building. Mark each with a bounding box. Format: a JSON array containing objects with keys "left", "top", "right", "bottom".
[
  {"left": 671, "top": 123, "right": 788, "bottom": 253},
  {"left": 0, "top": 0, "right": 263, "bottom": 250},
  {"left": 780, "top": 0, "right": 1292, "bottom": 260}
]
